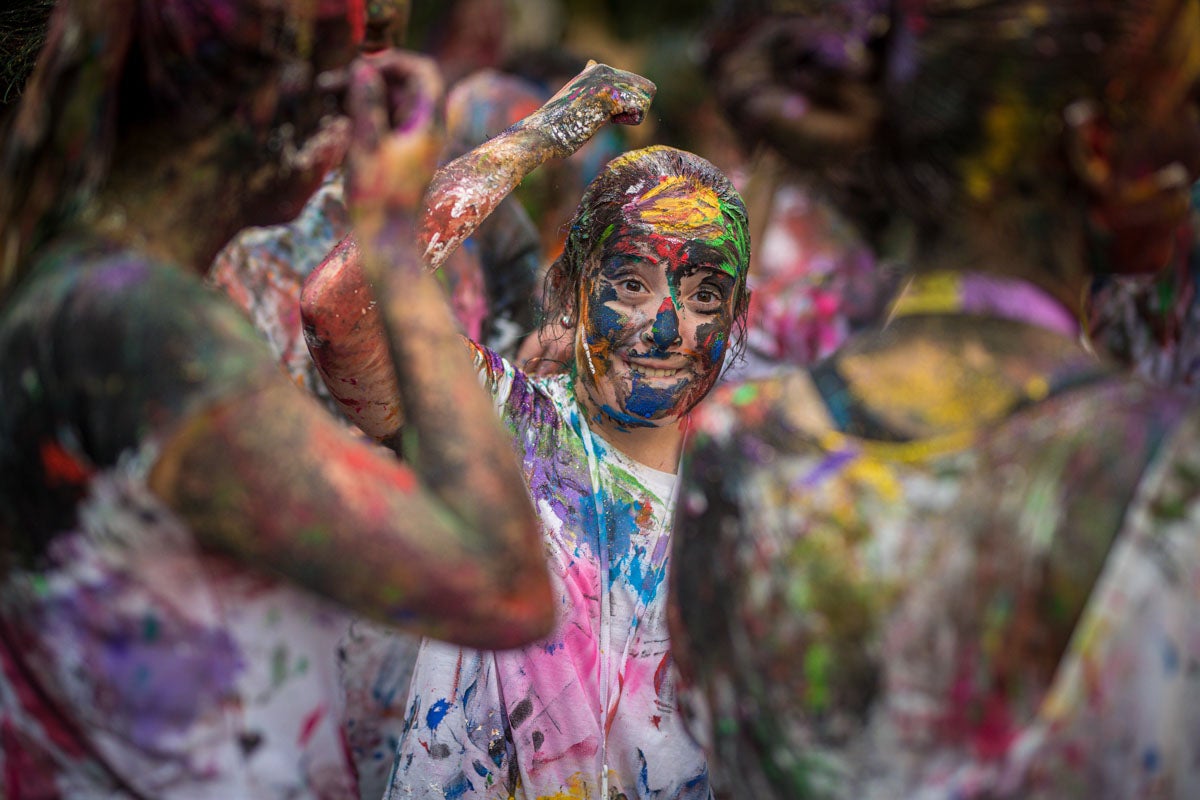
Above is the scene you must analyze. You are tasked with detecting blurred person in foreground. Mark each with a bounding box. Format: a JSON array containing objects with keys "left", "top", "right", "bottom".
[{"left": 672, "top": 1, "right": 1200, "bottom": 798}]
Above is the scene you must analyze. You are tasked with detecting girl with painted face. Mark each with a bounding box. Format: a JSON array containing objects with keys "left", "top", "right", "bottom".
[
  {"left": 0, "top": 1, "right": 564, "bottom": 797},
  {"left": 302, "top": 101, "right": 749, "bottom": 799},
  {"left": 673, "top": 0, "right": 1200, "bottom": 798}
]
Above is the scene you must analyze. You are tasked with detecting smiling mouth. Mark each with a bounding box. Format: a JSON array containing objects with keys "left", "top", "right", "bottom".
[{"left": 626, "top": 361, "right": 687, "bottom": 380}]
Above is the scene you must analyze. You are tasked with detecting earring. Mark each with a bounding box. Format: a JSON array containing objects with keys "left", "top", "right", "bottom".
[{"left": 560, "top": 315, "right": 572, "bottom": 326}]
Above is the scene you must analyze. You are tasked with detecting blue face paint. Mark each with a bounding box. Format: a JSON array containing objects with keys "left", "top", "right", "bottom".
[
  {"left": 649, "top": 298, "right": 680, "bottom": 350},
  {"left": 575, "top": 214, "right": 741, "bottom": 432}
]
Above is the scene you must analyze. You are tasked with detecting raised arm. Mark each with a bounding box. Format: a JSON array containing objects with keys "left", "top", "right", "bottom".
[
  {"left": 302, "top": 59, "right": 655, "bottom": 441},
  {"left": 148, "top": 51, "right": 554, "bottom": 651},
  {"left": 419, "top": 61, "right": 655, "bottom": 269}
]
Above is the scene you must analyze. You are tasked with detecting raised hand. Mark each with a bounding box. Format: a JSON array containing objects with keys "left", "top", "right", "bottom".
[
  {"left": 343, "top": 48, "right": 445, "bottom": 275},
  {"left": 521, "top": 61, "right": 657, "bottom": 158},
  {"left": 420, "top": 62, "right": 655, "bottom": 270}
]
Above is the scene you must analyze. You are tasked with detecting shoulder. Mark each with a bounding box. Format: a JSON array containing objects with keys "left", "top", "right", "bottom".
[{"left": 469, "top": 341, "right": 574, "bottom": 434}]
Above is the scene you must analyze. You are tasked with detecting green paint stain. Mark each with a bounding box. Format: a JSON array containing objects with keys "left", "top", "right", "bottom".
[
  {"left": 142, "top": 614, "right": 160, "bottom": 642},
  {"left": 803, "top": 643, "right": 833, "bottom": 713},
  {"left": 271, "top": 645, "right": 288, "bottom": 688},
  {"left": 731, "top": 383, "right": 759, "bottom": 406}
]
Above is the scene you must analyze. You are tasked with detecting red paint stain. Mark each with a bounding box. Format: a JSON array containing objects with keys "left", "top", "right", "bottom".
[
  {"left": 39, "top": 441, "right": 92, "bottom": 487},
  {"left": 298, "top": 705, "right": 326, "bottom": 747}
]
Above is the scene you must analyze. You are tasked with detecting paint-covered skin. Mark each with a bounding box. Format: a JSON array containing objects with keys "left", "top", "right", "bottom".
[
  {"left": 304, "top": 126, "right": 745, "bottom": 799},
  {"left": 672, "top": 298, "right": 1200, "bottom": 798},
  {"left": 420, "top": 62, "right": 655, "bottom": 270},
  {"left": 575, "top": 218, "right": 740, "bottom": 429},
  {"left": 302, "top": 61, "right": 657, "bottom": 442}
]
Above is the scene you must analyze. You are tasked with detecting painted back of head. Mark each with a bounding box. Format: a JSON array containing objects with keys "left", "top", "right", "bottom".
[
  {"left": 0, "top": 0, "right": 396, "bottom": 301},
  {"left": 544, "top": 145, "right": 752, "bottom": 356},
  {"left": 712, "top": 0, "right": 1199, "bottom": 273},
  {"left": 880, "top": 0, "right": 1197, "bottom": 206}
]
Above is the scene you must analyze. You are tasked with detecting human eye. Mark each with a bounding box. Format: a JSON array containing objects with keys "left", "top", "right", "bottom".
[
  {"left": 688, "top": 280, "right": 727, "bottom": 312},
  {"left": 621, "top": 277, "right": 647, "bottom": 293}
]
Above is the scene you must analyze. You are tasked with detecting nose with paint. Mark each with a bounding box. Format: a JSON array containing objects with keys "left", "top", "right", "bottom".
[{"left": 641, "top": 297, "right": 682, "bottom": 348}]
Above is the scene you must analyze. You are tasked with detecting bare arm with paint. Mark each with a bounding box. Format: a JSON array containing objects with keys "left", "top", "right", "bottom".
[
  {"left": 302, "top": 59, "right": 656, "bottom": 442},
  {"left": 145, "top": 52, "right": 554, "bottom": 650},
  {"left": 419, "top": 61, "right": 655, "bottom": 269}
]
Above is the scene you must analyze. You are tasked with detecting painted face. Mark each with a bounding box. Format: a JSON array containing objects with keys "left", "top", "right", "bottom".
[{"left": 574, "top": 183, "right": 745, "bottom": 429}]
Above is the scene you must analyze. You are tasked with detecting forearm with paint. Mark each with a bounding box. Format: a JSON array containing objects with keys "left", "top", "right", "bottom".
[{"left": 419, "top": 62, "right": 656, "bottom": 270}]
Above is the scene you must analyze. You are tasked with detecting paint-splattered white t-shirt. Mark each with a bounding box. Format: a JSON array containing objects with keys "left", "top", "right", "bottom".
[{"left": 385, "top": 345, "right": 709, "bottom": 800}]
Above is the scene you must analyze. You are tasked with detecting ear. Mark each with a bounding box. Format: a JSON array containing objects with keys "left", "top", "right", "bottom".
[
  {"left": 541, "top": 258, "right": 576, "bottom": 325},
  {"left": 1063, "top": 100, "right": 1195, "bottom": 275}
]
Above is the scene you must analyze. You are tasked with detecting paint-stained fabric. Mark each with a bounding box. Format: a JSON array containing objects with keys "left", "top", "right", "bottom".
[
  {"left": 674, "top": 296, "right": 1200, "bottom": 798},
  {"left": 0, "top": 236, "right": 360, "bottom": 799},
  {"left": 386, "top": 344, "right": 708, "bottom": 800}
]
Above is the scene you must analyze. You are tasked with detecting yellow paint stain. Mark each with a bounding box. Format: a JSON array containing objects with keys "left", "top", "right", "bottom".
[
  {"left": 959, "top": 90, "right": 1032, "bottom": 203},
  {"left": 840, "top": 339, "right": 1020, "bottom": 433},
  {"left": 819, "top": 429, "right": 975, "bottom": 466},
  {"left": 889, "top": 272, "right": 961, "bottom": 318},
  {"left": 1024, "top": 375, "right": 1050, "bottom": 402},
  {"left": 844, "top": 457, "right": 902, "bottom": 504},
  {"left": 626, "top": 176, "right": 724, "bottom": 238},
  {"left": 535, "top": 773, "right": 595, "bottom": 800}
]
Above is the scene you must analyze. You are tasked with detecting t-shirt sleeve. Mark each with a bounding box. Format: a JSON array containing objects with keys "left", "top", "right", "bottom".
[
  {"left": 0, "top": 246, "right": 280, "bottom": 550},
  {"left": 466, "top": 340, "right": 564, "bottom": 441}
]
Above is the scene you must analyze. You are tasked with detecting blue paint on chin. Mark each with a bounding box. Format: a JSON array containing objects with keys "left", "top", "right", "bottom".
[
  {"left": 598, "top": 403, "right": 658, "bottom": 429},
  {"left": 597, "top": 374, "right": 690, "bottom": 430},
  {"left": 626, "top": 377, "right": 688, "bottom": 419}
]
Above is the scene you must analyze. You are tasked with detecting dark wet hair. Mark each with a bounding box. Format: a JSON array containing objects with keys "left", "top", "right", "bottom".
[
  {"left": 0, "top": 1, "right": 53, "bottom": 112},
  {"left": 540, "top": 145, "right": 752, "bottom": 371}
]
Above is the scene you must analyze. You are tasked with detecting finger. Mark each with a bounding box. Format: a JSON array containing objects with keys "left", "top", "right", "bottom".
[
  {"left": 348, "top": 59, "right": 390, "bottom": 154},
  {"left": 610, "top": 79, "right": 656, "bottom": 126},
  {"left": 364, "top": 50, "right": 445, "bottom": 135}
]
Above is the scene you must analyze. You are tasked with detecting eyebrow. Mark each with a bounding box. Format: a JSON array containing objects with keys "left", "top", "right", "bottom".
[
  {"left": 599, "top": 252, "right": 657, "bottom": 275},
  {"left": 681, "top": 264, "right": 737, "bottom": 284}
]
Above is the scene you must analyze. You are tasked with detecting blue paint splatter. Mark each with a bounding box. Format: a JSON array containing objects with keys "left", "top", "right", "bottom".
[
  {"left": 443, "top": 771, "right": 475, "bottom": 799},
  {"left": 426, "top": 698, "right": 452, "bottom": 730},
  {"left": 1164, "top": 639, "right": 1180, "bottom": 674}
]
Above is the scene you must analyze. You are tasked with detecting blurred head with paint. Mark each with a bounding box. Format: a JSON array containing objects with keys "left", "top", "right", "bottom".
[
  {"left": 0, "top": 0, "right": 417, "bottom": 297},
  {"left": 709, "top": 0, "right": 1200, "bottom": 304},
  {"left": 543, "top": 146, "right": 750, "bottom": 434}
]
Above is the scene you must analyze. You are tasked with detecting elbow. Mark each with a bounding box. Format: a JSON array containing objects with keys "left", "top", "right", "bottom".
[
  {"left": 299, "top": 234, "right": 367, "bottom": 342},
  {"left": 450, "top": 557, "right": 556, "bottom": 651},
  {"left": 484, "top": 568, "right": 557, "bottom": 650}
]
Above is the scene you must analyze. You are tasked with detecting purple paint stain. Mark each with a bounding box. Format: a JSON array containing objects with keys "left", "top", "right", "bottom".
[
  {"left": 48, "top": 578, "right": 244, "bottom": 752},
  {"left": 796, "top": 448, "right": 858, "bottom": 490}
]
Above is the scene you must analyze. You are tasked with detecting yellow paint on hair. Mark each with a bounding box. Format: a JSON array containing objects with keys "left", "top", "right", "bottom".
[{"left": 625, "top": 176, "right": 724, "bottom": 238}]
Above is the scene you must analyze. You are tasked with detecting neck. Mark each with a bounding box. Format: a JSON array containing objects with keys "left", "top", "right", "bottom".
[{"left": 580, "top": 397, "right": 687, "bottom": 474}]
